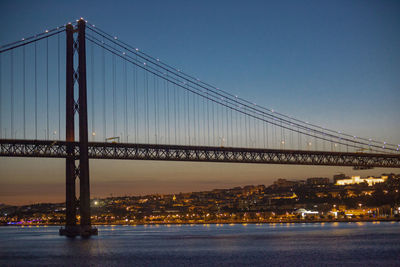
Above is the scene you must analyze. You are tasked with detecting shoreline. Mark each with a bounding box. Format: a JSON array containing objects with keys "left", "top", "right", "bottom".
[{"left": 2, "top": 218, "right": 399, "bottom": 227}]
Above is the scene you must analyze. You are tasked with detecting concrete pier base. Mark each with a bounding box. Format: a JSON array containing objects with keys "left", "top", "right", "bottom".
[{"left": 59, "top": 226, "right": 98, "bottom": 237}]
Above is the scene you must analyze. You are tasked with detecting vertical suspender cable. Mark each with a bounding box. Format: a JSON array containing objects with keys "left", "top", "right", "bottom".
[
  {"left": 174, "top": 82, "right": 177, "bottom": 145},
  {"left": 185, "top": 90, "right": 188, "bottom": 144},
  {"left": 226, "top": 99, "right": 229, "bottom": 147},
  {"left": 156, "top": 77, "right": 160, "bottom": 143},
  {"left": 239, "top": 112, "right": 243, "bottom": 147},
  {"left": 158, "top": 77, "right": 164, "bottom": 144},
  {"left": 280, "top": 120, "right": 283, "bottom": 148},
  {"left": 230, "top": 106, "right": 233, "bottom": 147},
  {"left": 46, "top": 38, "right": 49, "bottom": 140},
  {"left": 176, "top": 83, "right": 180, "bottom": 144},
  {"left": 252, "top": 112, "right": 255, "bottom": 147},
  {"left": 203, "top": 96, "right": 206, "bottom": 145},
  {"left": 254, "top": 113, "right": 257, "bottom": 147},
  {"left": 248, "top": 112, "right": 252, "bottom": 147},
  {"left": 216, "top": 100, "right": 220, "bottom": 146},
  {"left": 135, "top": 55, "right": 138, "bottom": 142},
  {"left": 132, "top": 65, "right": 136, "bottom": 142},
  {"left": 196, "top": 93, "right": 199, "bottom": 145},
  {"left": 298, "top": 127, "right": 300, "bottom": 150},
  {"left": 153, "top": 74, "right": 157, "bottom": 143},
  {"left": 112, "top": 54, "right": 116, "bottom": 138},
  {"left": 273, "top": 123, "right": 276, "bottom": 149},
  {"left": 235, "top": 107, "right": 238, "bottom": 147},
  {"left": 11, "top": 50, "right": 14, "bottom": 138},
  {"left": 244, "top": 111, "right": 248, "bottom": 147},
  {"left": 124, "top": 60, "right": 127, "bottom": 142},
  {"left": 315, "top": 133, "right": 317, "bottom": 151},
  {"left": 256, "top": 111, "right": 259, "bottom": 148},
  {"left": 188, "top": 89, "right": 191, "bottom": 145},
  {"left": 290, "top": 120, "right": 293, "bottom": 149},
  {"left": 131, "top": 64, "right": 135, "bottom": 143},
  {"left": 23, "top": 46, "right": 26, "bottom": 139},
  {"left": 211, "top": 94, "right": 214, "bottom": 146},
  {"left": 220, "top": 103, "right": 224, "bottom": 146},
  {"left": 58, "top": 34, "right": 61, "bottom": 140},
  {"left": 266, "top": 120, "right": 268, "bottom": 148},
  {"left": 263, "top": 120, "right": 266, "bottom": 148},
  {"left": 145, "top": 71, "right": 150, "bottom": 143},
  {"left": 35, "top": 42, "right": 37, "bottom": 139},
  {"left": 207, "top": 91, "right": 210, "bottom": 145},
  {"left": 167, "top": 79, "right": 170, "bottom": 144},
  {"left": 102, "top": 43, "right": 106, "bottom": 140},
  {"left": 198, "top": 94, "right": 201, "bottom": 145},
  {"left": 193, "top": 92, "right": 196, "bottom": 145}
]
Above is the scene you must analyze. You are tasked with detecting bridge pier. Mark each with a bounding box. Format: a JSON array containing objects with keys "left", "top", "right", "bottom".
[{"left": 59, "top": 19, "right": 97, "bottom": 237}]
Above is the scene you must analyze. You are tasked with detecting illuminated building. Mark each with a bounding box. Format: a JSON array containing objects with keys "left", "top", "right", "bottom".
[
  {"left": 295, "top": 208, "right": 318, "bottom": 218},
  {"left": 335, "top": 175, "right": 388, "bottom": 186}
]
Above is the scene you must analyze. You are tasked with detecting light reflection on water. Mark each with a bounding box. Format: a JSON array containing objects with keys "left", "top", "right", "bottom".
[{"left": 0, "top": 222, "right": 399, "bottom": 266}]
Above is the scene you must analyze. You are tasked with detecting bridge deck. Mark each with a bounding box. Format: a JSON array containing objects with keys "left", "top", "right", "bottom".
[{"left": 1, "top": 139, "right": 399, "bottom": 168}]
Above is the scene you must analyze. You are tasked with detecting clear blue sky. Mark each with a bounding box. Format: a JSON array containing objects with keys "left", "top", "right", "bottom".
[{"left": 0, "top": 0, "right": 399, "bottom": 204}]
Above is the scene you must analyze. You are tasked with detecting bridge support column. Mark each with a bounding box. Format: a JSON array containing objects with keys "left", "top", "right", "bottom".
[
  {"left": 77, "top": 19, "right": 96, "bottom": 237},
  {"left": 60, "top": 23, "right": 80, "bottom": 237},
  {"left": 59, "top": 20, "right": 97, "bottom": 237}
]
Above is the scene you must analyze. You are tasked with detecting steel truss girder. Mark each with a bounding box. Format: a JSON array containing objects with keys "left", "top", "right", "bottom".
[{"left": 1, "top": 139, "right": 400, "bottom": 168}]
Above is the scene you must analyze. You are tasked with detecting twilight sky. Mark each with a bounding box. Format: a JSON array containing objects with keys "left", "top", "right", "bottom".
[{"left": 0, "top": 0, "right": 399, "bottom": 205}]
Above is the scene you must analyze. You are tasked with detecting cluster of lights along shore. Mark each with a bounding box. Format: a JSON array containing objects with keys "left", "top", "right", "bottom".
[
  {"left": 1, "top": 18, "right": 398, "bottom": 154},
  {"left": 2, "top": 173, "right": 400, "bottom": 225}
]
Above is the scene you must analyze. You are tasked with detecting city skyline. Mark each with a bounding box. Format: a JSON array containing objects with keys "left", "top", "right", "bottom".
[{"left": 1, "top": 0, "right": 400, "bottom": 205}]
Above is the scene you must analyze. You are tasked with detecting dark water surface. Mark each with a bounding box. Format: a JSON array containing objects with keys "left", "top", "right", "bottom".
[{"left": 1, "top": 222, "right": 399, "bottom": 266}]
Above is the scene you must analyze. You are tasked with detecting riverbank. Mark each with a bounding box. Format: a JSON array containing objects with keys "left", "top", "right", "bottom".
[{"left": 2, "top": 217, "right": 400, "bottom": 226}]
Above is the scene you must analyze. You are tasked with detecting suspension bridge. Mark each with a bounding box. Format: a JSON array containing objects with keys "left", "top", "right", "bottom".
[{"left": 0, "top": 19, "right": 399, "bottom": 236}]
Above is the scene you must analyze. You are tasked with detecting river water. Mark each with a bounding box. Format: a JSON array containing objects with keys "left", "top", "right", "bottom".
[{"left": 0, "top": 222, "right": 399, "bottom": 266}]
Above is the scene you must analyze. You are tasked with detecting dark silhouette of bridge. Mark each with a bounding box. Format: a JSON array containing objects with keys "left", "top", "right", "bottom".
[{"left": 0, "top": 19, "right": 399, "bottom": 236}]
